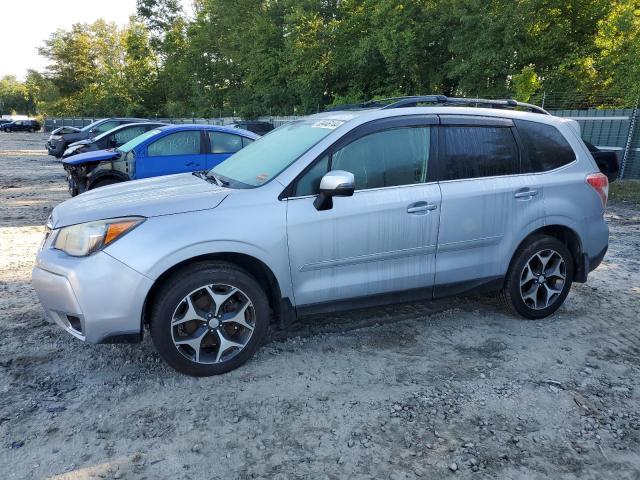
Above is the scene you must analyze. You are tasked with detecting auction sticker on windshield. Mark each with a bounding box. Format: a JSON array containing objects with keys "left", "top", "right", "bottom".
[{"left": 312, "top": 120, "right": 344, "bottom": 129}]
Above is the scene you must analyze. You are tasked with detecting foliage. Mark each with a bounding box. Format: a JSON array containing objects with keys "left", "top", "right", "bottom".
[
  {"left": 1, "top": 0, "right": 638, "bottom": 117},
  {"left": 0, "top": 75, "right": 30, "bottom": 114}
]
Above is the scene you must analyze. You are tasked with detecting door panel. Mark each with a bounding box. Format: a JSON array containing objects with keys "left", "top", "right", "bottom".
[
  {"left": 286, "top": 121, "right": 441, "bottom": 307},
  {"left": 434, "top": 123, "right": 544, "bottom": 293},
  {"left": 435, "top": 177, "right": 543, "bottom": 289},
  {"left": 286, "top": 184, "right": 442, "bottom": 306}
]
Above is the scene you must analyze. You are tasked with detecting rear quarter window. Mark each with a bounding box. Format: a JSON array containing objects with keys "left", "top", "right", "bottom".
[{"left": 515, "top": 120, "right": 576, "bottom": 172}]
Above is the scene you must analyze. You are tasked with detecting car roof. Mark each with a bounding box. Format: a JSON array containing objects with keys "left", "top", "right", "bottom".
[
  {"left": 306, "top": 106, "right": 574, "bottom": 129},
  {"left": 104, "top": 117, "right": 147, "bottom": 121},
  {"left": 155, "top": 124, "right": 260, "bottom": 138},
  {"left": 111, "top": 121, "right": 167, "bottom": 130}
]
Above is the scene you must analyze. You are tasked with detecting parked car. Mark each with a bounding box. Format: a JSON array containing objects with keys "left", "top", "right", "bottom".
[
  {"left": 62, "top": 124, "right": 258, "bottom": 196},
  {"left": 33, "top": 96, "right": 609, "bottom": 376},
  {"left": 227, "top": 120, "right": 274, "bottom": 136},
  {"left": 2, "top": 119, "right": 41, "bottom": 132},
  {"left": 46, "top": 118, "right": 147, "bottom": 158},
  {"left": 584, "top": 141, "right": 619, "bottom": 182},
  {"left": 62, "top": 122, "right": 167, "bottom": 159}
]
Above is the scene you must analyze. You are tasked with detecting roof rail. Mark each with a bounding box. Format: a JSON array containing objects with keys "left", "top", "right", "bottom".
[{"left": 328, "top": 95, "right": 549, "bottom": 115}]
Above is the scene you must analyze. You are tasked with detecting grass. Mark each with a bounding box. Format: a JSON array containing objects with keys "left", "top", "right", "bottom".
[{"left": 609, "top": 179, "right": 640, "bottom": 206}]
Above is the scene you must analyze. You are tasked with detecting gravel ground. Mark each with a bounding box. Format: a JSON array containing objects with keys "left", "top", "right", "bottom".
[{"left": 1, "top": 132, "right": 639, "bottom": 480}]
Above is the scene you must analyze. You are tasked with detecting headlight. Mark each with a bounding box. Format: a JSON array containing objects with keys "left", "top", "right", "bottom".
[{"left": 53, "top": 217, "right": 144, "bottom": 257}]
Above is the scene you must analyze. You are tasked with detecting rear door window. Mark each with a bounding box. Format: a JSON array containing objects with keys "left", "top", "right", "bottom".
[
  {"left": 439, "top": 126, "right": 519, "bottom": 180},
  {"left": 94, "top": 121, "right": 119, "bottom": 134},
  {"left": 148, "top": 131, "right": 201, "bottom": 156},
  {"left": 114, "top": 126, "right": 146, "bottom": 145},
  {"left": 208, "top": 131, "right": 243, "bottom": 153},
  {"left": 515, "top": 120, "right": 576, "bottom": 172}
]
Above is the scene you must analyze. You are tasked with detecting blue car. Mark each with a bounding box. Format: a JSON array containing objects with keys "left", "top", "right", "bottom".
[{"left": 62, "top": 124, "right": 259, "bottom": 196}]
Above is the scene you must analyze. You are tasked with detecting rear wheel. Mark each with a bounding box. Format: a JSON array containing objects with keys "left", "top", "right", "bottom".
[
  {"left": 28, "top": 127, "right": 35, "bottom": 133},
  {"left": 503, "top": 235, "right": 574, "bottom": 319},
  {"left": 150, "top": 262, "right": 269, "bottom": 376}
]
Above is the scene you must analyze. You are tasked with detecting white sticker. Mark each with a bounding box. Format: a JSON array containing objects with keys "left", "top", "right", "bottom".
[{"left": 312, "top": 120, "right": 344, "bottom": 129}]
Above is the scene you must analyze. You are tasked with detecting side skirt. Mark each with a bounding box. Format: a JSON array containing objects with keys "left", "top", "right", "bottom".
[{"left": 294, "top": 276, "right": 504, "bottom": 318}]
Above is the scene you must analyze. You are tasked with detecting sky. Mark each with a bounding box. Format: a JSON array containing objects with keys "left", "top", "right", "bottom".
[{"left": 0, "top": 0, "right": 191, "bottom": 80}]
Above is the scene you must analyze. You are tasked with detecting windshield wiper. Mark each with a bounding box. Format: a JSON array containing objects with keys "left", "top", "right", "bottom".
[{"left": 205, "top": 172, "right": 230, "bottom": 187}]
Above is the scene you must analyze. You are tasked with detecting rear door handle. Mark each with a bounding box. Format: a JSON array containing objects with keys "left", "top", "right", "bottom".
[
  {"left": 514, "top": 189, "right": 538, "bottom": 199},
  {"left": 407, "top": 201, "right": 437, "bottom": 214}
]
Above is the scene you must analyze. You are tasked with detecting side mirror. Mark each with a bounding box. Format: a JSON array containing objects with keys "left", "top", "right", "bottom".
[{"left": 313, "top": 170, "right": 355, "bottom": 211}]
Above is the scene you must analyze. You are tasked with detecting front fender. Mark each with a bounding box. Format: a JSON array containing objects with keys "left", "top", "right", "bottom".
[{"left": 104, "top": 202, "right": 293, "bottom": 301}]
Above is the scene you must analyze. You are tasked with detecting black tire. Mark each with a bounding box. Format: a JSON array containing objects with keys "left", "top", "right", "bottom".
[
  {"left": 149, "top": 261, "right": 270, "bottom": 376},
  {"left": 28, "top": 127, "right": 35, "bottom": 133},
  {"left": 90, "top": 177, "right": 121, "bottom": 190},
  {"left": 502, "top": 235, "right": 574, "bottom": 319}
]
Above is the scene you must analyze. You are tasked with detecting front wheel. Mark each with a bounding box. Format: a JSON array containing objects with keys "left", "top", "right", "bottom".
[
  {"left": 89, "top": 177, "right": 121, "bottom": 190},
  {"left": 150, "top": 262, "right": 269, "bottom": 376},
  {"left": 503, "top": 235, "right": 574, "bottom": 319}
]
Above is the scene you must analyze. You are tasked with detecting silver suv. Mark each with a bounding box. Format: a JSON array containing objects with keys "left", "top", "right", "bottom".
[{"left": 32, "top": 97, "right": 610, "bottom": 376}]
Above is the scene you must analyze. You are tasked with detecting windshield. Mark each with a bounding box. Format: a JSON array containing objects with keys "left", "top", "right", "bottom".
[
  {"left": 208, "top": 119, "right": 344, "bottom": 188},
  {"left": 80, "top": 119, "right": 106, "bottom": 132},
  {"left": 117, "top": 129, "right": 162, "bottom": 153}
]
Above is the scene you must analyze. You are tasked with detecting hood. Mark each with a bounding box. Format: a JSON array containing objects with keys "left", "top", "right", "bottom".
[
  {"left": 63, "top": 149, "right": 120, "bottom": 165},
  {"left": 51, "top": 126, "right": 81, "bottom": 135},
  {"left": 68, "top": 139, "right": 93, "bottom": 148},
  {"left": 50, "top": 173, "right": 229, "bottom": 228}
]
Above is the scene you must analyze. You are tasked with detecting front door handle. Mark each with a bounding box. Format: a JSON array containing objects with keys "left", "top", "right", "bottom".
[
  {"left": 514, "top": 189, "right": 538, "bottom": 199},
  {"left": 407, "top": 201, "right": 437, "bottom": 214}
]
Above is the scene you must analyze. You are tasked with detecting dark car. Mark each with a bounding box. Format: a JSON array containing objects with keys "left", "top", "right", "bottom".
[
  {"left": 0, "top": 119, "right": 13, "bottom": 126},
  {"left": 2, "top": 119, "right": 41, "bottom": 132},
  {"left": 46, "top": 117, "right": 147, "bottom": 158},
  {"left": 227, "top": 120, "right": 274, "bottom": 136},
  {"left": 585, "top": 141, "right": 619, "bottom": 182},
  {"left": 62, "top": 122, "right": 167, "bottom": 158}
]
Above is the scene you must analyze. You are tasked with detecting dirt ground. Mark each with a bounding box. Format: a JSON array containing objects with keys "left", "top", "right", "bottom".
[{"left": 0, "top": 131, "right": 639, "bottom": 480}]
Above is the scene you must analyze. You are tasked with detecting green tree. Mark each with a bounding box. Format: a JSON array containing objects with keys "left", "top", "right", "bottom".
[{"left": 0, "top": 75, "right": 29, "bottom": 114}]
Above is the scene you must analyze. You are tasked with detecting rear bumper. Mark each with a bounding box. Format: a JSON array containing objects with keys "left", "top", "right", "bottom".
[
  {"left": 575, "top": 216, "right": 609, "bottom": 282},
  {"left": 32, "top": 247, "right": 154, "bottom": 344},
  {"left": 588, "top": 245, "right": 608, "bottom": 273}
]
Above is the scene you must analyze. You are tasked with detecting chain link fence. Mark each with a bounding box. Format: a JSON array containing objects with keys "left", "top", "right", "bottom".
[{"left": 42, "top": 103, "right": 640, "bottom": 179}]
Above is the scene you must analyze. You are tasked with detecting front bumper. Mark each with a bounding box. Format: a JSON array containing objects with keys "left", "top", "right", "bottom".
[
  {"left": 46, "top": 139, "right": 65, "bottom": 157},
  {"left": 32, "top": 246, "right": 154, "bottom": 344}
]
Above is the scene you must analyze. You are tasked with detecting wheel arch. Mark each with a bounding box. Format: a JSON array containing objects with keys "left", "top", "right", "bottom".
[
  {"left": 87, "top": 169, "right": 129, "bottom": 189},
  {"left": 509, "top": 223, "right": 583, "bottom": 281},
  {"left": 141, "top": 252, "right": 288, "bottom": 330}
]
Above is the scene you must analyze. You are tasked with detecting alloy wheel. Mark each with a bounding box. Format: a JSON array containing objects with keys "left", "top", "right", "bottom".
[
  {"left": 171, "top": 283, "right": 255, "bottom": 364},
  {"left": 519, "top": 249, "right": 566, "bottom": 310}
]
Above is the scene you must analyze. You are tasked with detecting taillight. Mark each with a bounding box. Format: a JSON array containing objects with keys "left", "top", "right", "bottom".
[{"left": 586, "top": 172, "right": 609, "bottom": 209}]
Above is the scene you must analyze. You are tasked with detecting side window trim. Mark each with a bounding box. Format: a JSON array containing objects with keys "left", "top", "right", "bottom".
[
  {"left": 201, "top": 130, "right": 210, "bottom": 154},
  {"left": 282, "top": 115, "right": 439, "bottom": 199}
]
